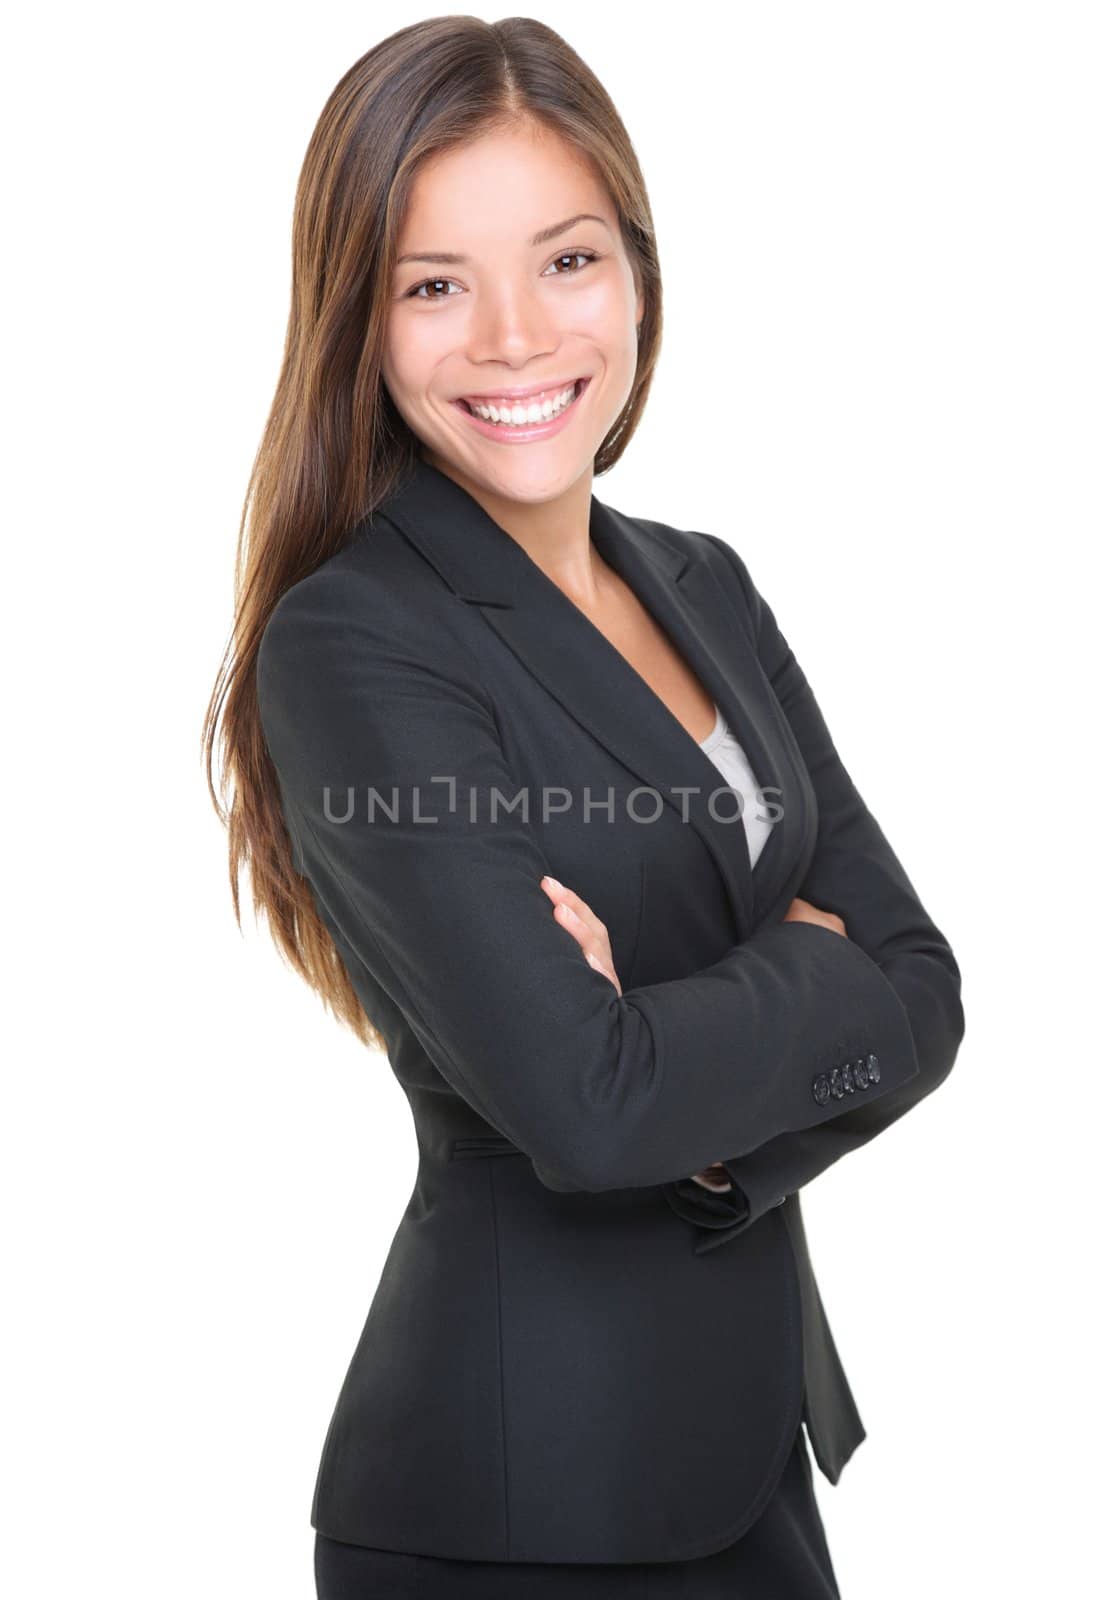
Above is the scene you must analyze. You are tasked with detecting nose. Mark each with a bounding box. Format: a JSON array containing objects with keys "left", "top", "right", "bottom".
[{"left": 465, "top": 278, "right": 559, "bottom": 368}]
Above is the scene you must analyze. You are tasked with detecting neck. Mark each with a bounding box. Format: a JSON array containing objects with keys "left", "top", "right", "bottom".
[{"left": 418, "top": 447, "right": 603, "bottom": 605}]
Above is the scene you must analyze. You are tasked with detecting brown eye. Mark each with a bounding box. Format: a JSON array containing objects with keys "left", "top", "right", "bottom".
[
  {"left": 407, "top": 277, "right": 461, "bottom": 300},
  {"left": 545, "top": 250, "right": 599, "bottom": 277}
]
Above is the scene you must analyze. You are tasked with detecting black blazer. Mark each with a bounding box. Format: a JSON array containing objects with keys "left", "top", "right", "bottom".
[{"left": 256, "top": 455, "right": 965, "bottom": 1564}]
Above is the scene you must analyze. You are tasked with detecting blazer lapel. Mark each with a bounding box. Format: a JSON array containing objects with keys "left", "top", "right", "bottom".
[{"left": 372, "top": 458, "right": 813, "bottom": 940}]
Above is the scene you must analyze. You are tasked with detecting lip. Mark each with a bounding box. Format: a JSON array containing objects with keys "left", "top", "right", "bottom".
[{"left": 452, "top": 376, "right": 590, "bottom": 444}]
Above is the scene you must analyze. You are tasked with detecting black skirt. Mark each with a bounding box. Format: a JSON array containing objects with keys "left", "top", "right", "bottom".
[{"left": 313, "top": 1423, "right": 842, "bottom": 1599}]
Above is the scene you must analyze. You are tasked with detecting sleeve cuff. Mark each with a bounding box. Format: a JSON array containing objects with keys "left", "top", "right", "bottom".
[{"left": 661, "top": 1171, "right": 755, "bottom": 1254}]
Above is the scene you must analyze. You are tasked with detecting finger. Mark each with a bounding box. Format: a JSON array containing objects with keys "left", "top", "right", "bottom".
[
  {"left": 540, "top": 879, "right": 618, "bottom": 989},
  {"left": 552, "top": 900, "right": 605, "bottom": 964},
  {"left": 540, "top": 876, "right": 606, "bottom": 938},
  {"left": 585, "top": 951, "right": 620, "bottom": 994},
  {"left": 691, "top": 1167, "right": 733, "bottom": 1192},
  {"left": 553, "top": 900, "right": 603, "bottom": 951}
]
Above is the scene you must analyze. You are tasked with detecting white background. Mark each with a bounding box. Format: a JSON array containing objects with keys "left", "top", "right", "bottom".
[{"left": 4, "top": 4, "right": 1097, "bottom": 1595}]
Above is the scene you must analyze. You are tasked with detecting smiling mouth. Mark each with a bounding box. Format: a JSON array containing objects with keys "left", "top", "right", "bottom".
[{"left": 455, "top": 377, "right": 589, "bottom": 428}]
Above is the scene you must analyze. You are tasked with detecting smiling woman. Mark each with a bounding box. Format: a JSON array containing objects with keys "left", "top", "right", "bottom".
[
  {"left": 205, "top": 14, "right": 963, "bottom": 1600},
  {"left": 381, "top": 129, "right": 646, "bottom": 490}
]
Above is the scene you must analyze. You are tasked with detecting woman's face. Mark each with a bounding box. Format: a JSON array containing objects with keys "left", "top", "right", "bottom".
[{"left": 381, "top": 121, "right": 644, "bottom": 506}]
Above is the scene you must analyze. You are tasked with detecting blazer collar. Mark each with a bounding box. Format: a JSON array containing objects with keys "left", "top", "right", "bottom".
[{"left": 372, "top": 456, "right": 814, "bottom": 939}]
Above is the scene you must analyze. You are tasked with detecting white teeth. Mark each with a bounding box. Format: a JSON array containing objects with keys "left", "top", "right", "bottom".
[{"left": 465, "top": 382, "right": 580, "bottom": 428}]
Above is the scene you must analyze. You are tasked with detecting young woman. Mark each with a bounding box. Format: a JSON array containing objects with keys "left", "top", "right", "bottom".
[{"left": 205, "top": 17, "right": 964, "bottom": 1598}]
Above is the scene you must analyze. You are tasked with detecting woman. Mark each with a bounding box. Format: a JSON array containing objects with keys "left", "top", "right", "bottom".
[{"left": 205, "top": 17, "right": 965, "bottom": 1598}]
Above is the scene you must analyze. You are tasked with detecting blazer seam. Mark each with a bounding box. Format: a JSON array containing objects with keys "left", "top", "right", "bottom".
[
  {"left": 626, "top": 855, "right": 647, "bottom": 988},
  {"left": 410, "top": 585, "right": 518, "bottom": 758},
  {"left": 286, "top": 555, "right": 502, "bottom": 720},
  {"left": 694, "top": 531, "right": 758, "bottom": 640},
  {"left": 486, "top": 1162, "right": 512, "bottom": 1558},
  {"left": 406, "top": 572, "right": 502, "bottom": 718}
]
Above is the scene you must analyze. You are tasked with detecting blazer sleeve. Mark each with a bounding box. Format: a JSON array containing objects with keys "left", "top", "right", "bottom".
[
  {"left": 255, "top": 566, "right": 926, "bottom": 1195},
  {"left": 664, "top": 534, "right": 965, "bottom": 1248}
]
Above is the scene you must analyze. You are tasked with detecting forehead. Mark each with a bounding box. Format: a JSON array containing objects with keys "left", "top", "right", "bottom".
[{"left": 396, "top": 126, "right": 612, "bottom": 252}]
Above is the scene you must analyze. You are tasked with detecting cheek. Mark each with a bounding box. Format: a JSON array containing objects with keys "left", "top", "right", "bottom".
[
  {"left": 383, "top": 313, "right": 455, "bottom": 406},
  {"left": 571, "top": 284, "right": 638, "bottom": 387},
  {"left": 574, "top": 279, "right": 632, "bottom": 336}
]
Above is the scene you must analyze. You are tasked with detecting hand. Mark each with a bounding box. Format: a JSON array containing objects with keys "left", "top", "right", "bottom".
[
  {"left": 539, "top": 875, "right": 622, "bottom": 996},
  {"left": 690, "top": 1162, "right": 734, "bottom": 1192},
  {"left": 782, "top": 894, "right": 847, "bottom": 938},
  {"left": 541, "top": 875, "right": 727, "bottom": 1192}
]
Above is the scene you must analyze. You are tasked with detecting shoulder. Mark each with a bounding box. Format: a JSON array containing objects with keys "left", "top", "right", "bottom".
[
  {"left": 609, "top": 502, "right": 760, "bottom": 629},
  {"left": 256, "top": 517, "right": 486, "bottom": 710},
  {"left": 260, "top": 515, "right": 465, "bottom": 654}
]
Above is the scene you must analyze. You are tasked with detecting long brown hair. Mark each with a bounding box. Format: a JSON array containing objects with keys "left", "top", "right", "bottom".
[{"left": 202, "top": 15, "right": 664, "bottom": 1048}]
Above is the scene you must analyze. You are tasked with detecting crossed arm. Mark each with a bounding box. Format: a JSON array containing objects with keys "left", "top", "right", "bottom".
[
  {"left": 663, "top": 534, "right": 965, "bottom": 1238},
  {"left": 255, "top": 541, "right": 962, "bottom": 1205},
  {"left": 538, "top": 879, "right": 851, "bottom": 1196}
]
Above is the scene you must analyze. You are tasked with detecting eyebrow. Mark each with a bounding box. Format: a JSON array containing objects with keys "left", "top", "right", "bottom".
[{"left": 395, "top": 213, "right": 613, "bottom": 267}]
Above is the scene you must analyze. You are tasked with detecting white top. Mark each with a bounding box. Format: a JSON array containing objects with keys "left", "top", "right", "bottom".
[
  {"left": 691, "top": 701, "right": 775, "bottom": 1193},
  {"left": 696, "top": 704, "right": 776, "bottom": 869}
]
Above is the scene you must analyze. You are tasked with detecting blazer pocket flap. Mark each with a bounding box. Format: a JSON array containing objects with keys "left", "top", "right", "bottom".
[{"left": 450, "top": 1134, "right": 525, "bottom": 1160}]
